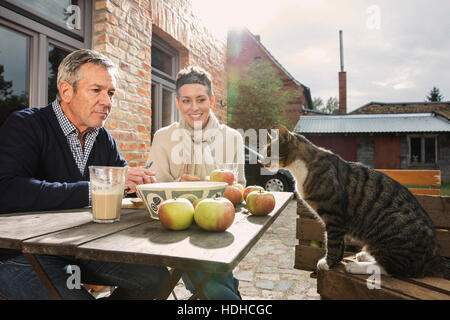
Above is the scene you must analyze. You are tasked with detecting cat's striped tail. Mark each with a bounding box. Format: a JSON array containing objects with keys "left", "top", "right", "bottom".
[
  {"left": 435, "top": 257, "right": 450, "bottom": 280},
  {"left": 442, "top": 257, "right": 450, "bottom": 280}
]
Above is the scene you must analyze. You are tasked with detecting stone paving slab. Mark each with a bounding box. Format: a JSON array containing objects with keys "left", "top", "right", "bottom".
[{"left": 171, "top": 199, "right": 320, "bottom": 300}]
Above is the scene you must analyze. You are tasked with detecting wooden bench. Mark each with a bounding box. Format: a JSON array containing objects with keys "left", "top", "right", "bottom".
[
  {"left": 294, "top": 170, "right": 443, "bottom": 272},
  {"left": 316, "top": 194, "right": 450, "bottom": 299},
  {"left": 294, "top": 198, "right": 363, "bottom": 272},
  {"left": 376, "top": 169, "right": 441, "bottom": 196},
  {"left": 294, "top": 170, "right": 450, "bottom": 299}
]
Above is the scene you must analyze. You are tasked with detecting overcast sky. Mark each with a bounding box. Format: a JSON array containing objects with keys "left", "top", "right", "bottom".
[{"left": 192, "top": 0, "right": 450, "bottom": 112}]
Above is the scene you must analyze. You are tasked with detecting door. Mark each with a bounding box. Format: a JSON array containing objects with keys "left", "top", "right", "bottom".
[{"left": 374, "top": 135, "right": 400, "bottom": 169}]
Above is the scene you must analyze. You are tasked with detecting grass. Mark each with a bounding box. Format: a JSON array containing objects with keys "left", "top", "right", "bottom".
[
  {"left": 441, "top": 183, "right": 450, "bottom": 196},
  {"left": 404, "top": 182, "right": 450, "bottom": 196}
]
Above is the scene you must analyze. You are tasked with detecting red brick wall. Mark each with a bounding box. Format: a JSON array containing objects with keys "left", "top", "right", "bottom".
[
  {"left": 351, "top": 102, "right": 450, "bottom": 114},
  {"left": 227, "top": 28, "right": 306, "bottom": 125},
  {"left": 92, "top": 0, "right": 227, "bottom": 167}
]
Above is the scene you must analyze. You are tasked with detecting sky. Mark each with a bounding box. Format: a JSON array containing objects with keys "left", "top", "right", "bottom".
[{"left": 191, "top": 0, "right": 450, "bottom": 112}]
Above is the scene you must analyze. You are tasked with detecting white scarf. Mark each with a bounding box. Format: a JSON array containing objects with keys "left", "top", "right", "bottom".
[{"left": 178, "top": 111, "right": 221, "bottom": 180}]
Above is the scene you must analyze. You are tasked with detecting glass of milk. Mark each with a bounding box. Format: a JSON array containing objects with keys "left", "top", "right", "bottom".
[{"left": 89, "top": 166, "right": 128, "bottom": 223}]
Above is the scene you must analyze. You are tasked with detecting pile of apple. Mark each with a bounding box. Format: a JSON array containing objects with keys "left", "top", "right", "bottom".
[
  {"left": 210, "top": 169, "right": 276, "bottom": 216},
  {"left": 157, "top": 169, "right": 276, "bottom": 232}
]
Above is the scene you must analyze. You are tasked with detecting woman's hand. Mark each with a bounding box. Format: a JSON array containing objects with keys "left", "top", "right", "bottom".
[{"left": 124, "top": 167, "right": 157, "bottom": 194}]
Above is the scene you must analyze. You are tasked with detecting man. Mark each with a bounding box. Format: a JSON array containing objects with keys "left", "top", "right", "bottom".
[
  {"left": 0, "top": 49, "right": 168, "bottom": 299},
  {"left": 148, "top": 66, "right": 244, "bottom": 300}
]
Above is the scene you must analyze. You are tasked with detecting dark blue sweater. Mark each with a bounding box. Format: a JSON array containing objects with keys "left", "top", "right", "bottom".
[{"left": 0, "top": 103, "right": 127, "bottom": 214}]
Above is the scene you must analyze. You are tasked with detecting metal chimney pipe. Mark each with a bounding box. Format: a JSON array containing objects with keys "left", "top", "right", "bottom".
[
  {"left": 339, "top": 30, "right": 344, "bottom": 72},
  {"left": 338, "top": 30, "right": 347, "bottom": 114}
]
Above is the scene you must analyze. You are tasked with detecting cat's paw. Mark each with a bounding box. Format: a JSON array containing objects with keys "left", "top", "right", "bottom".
[
  {"left": 316, "top": 257, "right": 330, "bottom": 271},
  {"left": 345, "top": 261, "right": 365, "bottom": 274},
  {"left": 356, "top": 251, "right": 375, "bottom": 262}
]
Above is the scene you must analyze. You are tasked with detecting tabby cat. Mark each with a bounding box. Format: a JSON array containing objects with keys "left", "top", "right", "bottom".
[{"left": 264, "top": 126, "right": 449, "bottom": 279}]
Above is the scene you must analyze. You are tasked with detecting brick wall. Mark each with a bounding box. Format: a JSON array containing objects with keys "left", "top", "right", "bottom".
[
  {"left": 351, "top": 102, "right": 450, "bottom": 114},
  {"left": 92, "top": 0, "right": 227, "bottom": 167}
]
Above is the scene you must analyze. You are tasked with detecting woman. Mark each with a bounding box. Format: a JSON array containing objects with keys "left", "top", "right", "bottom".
[{"left": 148, "top": 66, "right": 245, "bottom": 300}]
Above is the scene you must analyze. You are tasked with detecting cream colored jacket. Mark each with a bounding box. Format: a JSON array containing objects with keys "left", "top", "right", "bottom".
[{"left": 147, "top": 112, "right": 246, "bottom": 186}]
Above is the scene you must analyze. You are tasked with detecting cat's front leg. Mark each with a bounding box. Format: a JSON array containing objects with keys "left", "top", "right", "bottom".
[{"left": 317, "top": 222, "right": 346, "bottom": 271}]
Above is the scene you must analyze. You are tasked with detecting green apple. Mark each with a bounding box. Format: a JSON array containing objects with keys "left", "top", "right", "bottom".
[
  {"left": 192, "top": 198, "right": 205, "bottom": 209},
  {"left": 310, "top": 241, "right": 321, "bottom": 248},
  {"left": 246, "top": 190, "right": 276, "bottom": 216},
  {"left": 194, "top": 197, "right": 235, "bottom": 231},
  {"left": 158, "top": 198, "right": 194, "bottom": 231}
]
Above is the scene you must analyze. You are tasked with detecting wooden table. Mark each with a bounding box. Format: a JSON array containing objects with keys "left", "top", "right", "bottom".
[{"left": 0, "top": 192, "right": 293, "bottom": 300}]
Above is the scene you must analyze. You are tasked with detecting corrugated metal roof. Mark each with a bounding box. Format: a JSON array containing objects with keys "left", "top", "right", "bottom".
[{"left": 294, "top": 113, "right": 450, "bottom": 134}]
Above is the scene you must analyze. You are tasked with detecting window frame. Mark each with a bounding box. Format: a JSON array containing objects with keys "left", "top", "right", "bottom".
[
  {"left": 0, "top": 1, "right": 91, "bottom": 107},
  {"left": 151, "top": 76, "right": 178, "bottom": 137},
  {"left": 0, "top": 18, "right": 38, "bottom": 106},
  {"left": 151, "top": 35, "right": 179, "bottom": 136},
  {"left": 151, "top": 35, "right": 179, "bottom": 81},
  {"left": 2, "top": 0, "right": 89, "bottom": 40},
  {"left": 407, "top": 134, "right": 438, "bottom": 166}
]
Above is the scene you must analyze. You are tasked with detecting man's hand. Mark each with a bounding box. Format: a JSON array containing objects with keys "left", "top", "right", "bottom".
[
  {"left": 124, "top": 167, "right": 156, "bottom": 194},
  {"left": 180, "top": 174, "right": 200, "bottom": 182}
]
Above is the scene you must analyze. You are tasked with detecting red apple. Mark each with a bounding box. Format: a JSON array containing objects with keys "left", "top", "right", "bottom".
[
  {"left": 194, "top": 197, "right": 235, "bottom": 231},
  {"left": 158, "top": 198, "right": 194, "bottom": 230},
  {"left": 246, "top": 190, "right": 276, "bottom": 216},
  {"left": 223, "top": 185, "right": 243, "bottom": 206},
  {"left": 243, "top": 185, "right": 265, "bottom": 202},
  {"left": 210, "top": 169, "right": 235, "bottom": 185}
]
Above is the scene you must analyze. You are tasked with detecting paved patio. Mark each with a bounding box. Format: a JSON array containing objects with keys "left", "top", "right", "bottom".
[{"left": 171, "top": 199, "right": 320, "bottom": 300}]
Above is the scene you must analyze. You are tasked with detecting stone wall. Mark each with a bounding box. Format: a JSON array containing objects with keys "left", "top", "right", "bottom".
[
  {"left": 357, "top": 134, "right": 449, "bottom": 183},
  {"left": 356, "top": 135, "right": 374, "bottom": 167}
]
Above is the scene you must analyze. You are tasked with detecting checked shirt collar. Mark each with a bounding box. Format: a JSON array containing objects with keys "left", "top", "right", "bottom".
[{"left": 52, "top": 100, "right": 99, "bottom": 176}]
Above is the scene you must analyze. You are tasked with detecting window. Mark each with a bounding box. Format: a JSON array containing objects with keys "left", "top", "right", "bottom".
[
  {"left": 0, "top": 25, "right": 30, "bottom": 126},
  {"left": 47, "top": 45, "right": 70, "bottom": 103},
  {"left": 14, "top": 0, "right": 74, "bottom": 25},
  {"left": 0, "top": 0, "right": 91, "bottom": 127},
  {"left": 3, "top": 0, "right": 88, "bottom": 39},
  {"left": 408, "top": 135, "right": 437, "bottom": 164},
  {"left": 151, "top": 35, "right": 179, "bottom": 137}
]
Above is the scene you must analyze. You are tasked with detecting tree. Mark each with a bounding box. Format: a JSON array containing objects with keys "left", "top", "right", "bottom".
[
  {"left": 227, "top": 60, "right": 294, "bottom": 131},
  {"left": 315, "top": 96, "right": 339, "bottom": 114},
  {"left": 0, "top": 65, "right": 28, "bottom": 127},
  {"left": 47, "top": 47, "right": 69, "bottom": 103},
  {"left": 312, "top": 97, "right": 323, "bottom": 110},
  {"left": 426, "top": 86, "right": 444, "bottom": 102}
]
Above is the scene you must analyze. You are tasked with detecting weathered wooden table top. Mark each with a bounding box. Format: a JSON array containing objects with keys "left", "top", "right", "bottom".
[{"left": 0, "top": 192, "right": 293, "bottom": 273}]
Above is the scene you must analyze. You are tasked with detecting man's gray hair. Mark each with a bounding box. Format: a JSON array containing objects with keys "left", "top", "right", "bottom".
[
  {"left": 56, "top": 49, "right": 118, "bottom": 101},
  {"left": 176, "top": 65, "right": 213, "bottom": 97}
]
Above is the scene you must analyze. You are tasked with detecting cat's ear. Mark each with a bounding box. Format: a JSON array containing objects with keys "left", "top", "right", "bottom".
[{"left": 278, "top": 125, "right": 292, "bottom": 142}]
